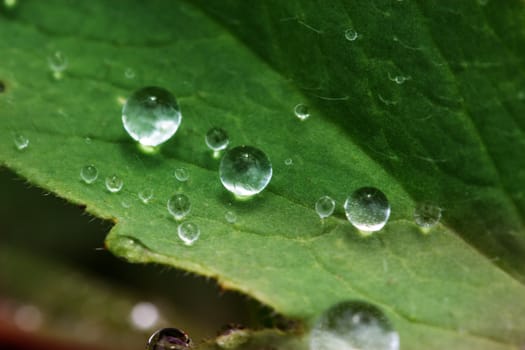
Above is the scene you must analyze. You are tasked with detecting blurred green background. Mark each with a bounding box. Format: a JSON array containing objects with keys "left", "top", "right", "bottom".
[{"left": 0, "top": 167, "right": 267, "bottom": 350}]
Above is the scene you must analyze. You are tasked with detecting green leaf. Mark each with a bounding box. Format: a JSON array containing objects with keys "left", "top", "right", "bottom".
[{"left": 1, "top": 1, "right": 525, "bottom": 349}]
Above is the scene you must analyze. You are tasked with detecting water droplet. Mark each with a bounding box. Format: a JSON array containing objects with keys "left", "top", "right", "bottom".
[
  {"left": 310, "top": 301, "right": 399, "bottom": 350},
  {"left": 219, "top": 145, "right": 272, "bottom": 198},
  {"left": 139, "top": 189, "right": 154, "bottom": 204},
  {"left": 344, "top": 187, "right": 390, "bottom": 233},
  {"left": 205, "top": 127, "right": 229, "bottom": 152},
  {"left": 225, "top": 210, "right": 237, "bottom": 224},
  {"left": 84, "top": 137, "right": 92, "bottom": 144},
  {"left": 177, "top": 222, "right": 200, "bottom": 246},
  {"left": 167, "top": 193, "right": 191, "bottom": 220},
  {"left": 13, "top": 133, "right": 29, "bottom": 150},
  {"left": 344, "top": 28, "right": 359, "bottom": 41},
  {"left": 216, "top": 324, "right": 250, "bottom": 349},
  {"left": 122, "top": 86, "right": 182, "bottom": 147},
  {"left": 174, "top": 167, "right": 189, "bottom": 182},
  {"left": 80, "top": 165, "right": 98, "bottom": 184},
  {"left": 105, "top": 175, "right": 124, "bottom": 193},
  {"left": 316, "top": 196, "right": 335, "bottom": 219},
  {"left": 147, "top": 328, "right": 192, "bottom": 350},
  {"left": 294, "top": 103, "right": 310, "bottom": 121},
  {"left": 124, "top": 68, "right": 136, "bottom": 79},
  {"left": 47, "top": 51, "right": 68, "bottom": 80},
  {"left": 121, "top": 200, "right": 132, "bottom": 209},
  {"left": 284, "top": 158, "right": 293, "bottom": 166},
  {"left": 414, "top": 202, "right": 442, "bottom": 229}
]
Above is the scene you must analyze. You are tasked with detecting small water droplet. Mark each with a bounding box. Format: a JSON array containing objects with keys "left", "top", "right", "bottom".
[
  {"left": 84, "top": 137, "right": 92, "bottom": 144},
  {"left": 80, "top": 165, "right": 98, "bottom": 184},
  {"left": 13, "top": 133, "right": 29, "bottom": 150},
  {"left": 167, "top": 193, "right": 191, "bottom": 220},
  {"left": 122, "top": 87, "right": 182, "bottom": 147},
  {"left": 121, "top": 200, "right": 132, "bottom": 209},
  {"left": 177, "top": 222, "right": 200, "bottom": 246},
  {"left": 47, "top": 51, "right": 68, "bottom": 80},
  {"left": 147, "top": 328, "right": 192, "bottom": 350},
  {"left": 205, "top": 127, "right": 229, "bottom": 153},
  {"left": 219, "top": 145, "right": 273, "bottom": 198},
  {"left": 294, "top": 103, "right": 310, "bottom": 121},
  {"left": 138, "top": 189, "right": 154, "bottom": 204},
  {"left": 174, "top": 167, "right": 189, "bottom": 182},
  {"left": 284, "top": 158, "right": 293, "bottom": 166},
  {"left": 344, "top": 28, "right": 359, "bottom": 41},
  {"left": 225, "top": 210, "right": 237, "bottom": 224},
  {"left": 315, "top": 196, "right": 335, "bottom": 219},
  {"left": 105, "top": 175, "right": 124, "bottom": 193},
  {"left": 344, "top": 187, "right": 390, "bottom": 233},
  {"left": 216, "top": 324, "right": 249, "bottom": 349},
  {"left": 414, "top": 202, "right": 442, "bottom": 229},
  {"left": 124, "top": 68, "right": 136, "bottom": 79},
  {"left": 310, "top": 301, "right": 399, "bottom": 350}
]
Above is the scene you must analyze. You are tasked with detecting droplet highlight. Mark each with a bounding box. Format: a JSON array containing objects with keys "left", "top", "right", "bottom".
[
  {"left": 47, "top": 51, "right": 68, "bottom": 80},
  {"left": 105, "top": 175, "right": 124, "bottom": 193},
  {"left": 414, "top": 202, "right": 442, "bottom": 229},
  {"left": 344, "top": 187, "right": 390, "bottom": 233},
  {"left": 13, "top": 133, "right": 29, "bottom": 150},
  {"left": 205, "top": 127, "right": 229, "bottom": 152},
  {"left": 174, "top": 167, "right": 189, "bottom": 182},
  {"left": 147, "top": 328, "right": 192, "bottom": 350},
  {"left": 219, "top": 145, "right": 272, "bottom": 198},
  {"left": 167, "top": 193, "right": 191, "bottom": 220},
  {"left": 294, "top": 103, "right": 310, "bottom": 121},
  {"left": 122, "top": 86, "right": 182, "bottom": 147},
  {"left": 80, "top": 165, "right": 98, "bottom": 184},
  {"left": 310, "top": 301, "right": 399, "bottom": 350},
  {"left": 177, "top": 222, "right": 200, "bottom": 246},
  {"left": 344, "top": 28, "right": 359, "bottom": 41},
  {"left": 316, "top": 196, "right": 335, "bottom": 219},
  {"left": 139, "top": 189, "right": 154, "bottom": 204}
]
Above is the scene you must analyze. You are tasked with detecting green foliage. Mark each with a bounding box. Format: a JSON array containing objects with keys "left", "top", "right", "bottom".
[{"left": 1, "top": 1, "right": 525, "bottom": 349}]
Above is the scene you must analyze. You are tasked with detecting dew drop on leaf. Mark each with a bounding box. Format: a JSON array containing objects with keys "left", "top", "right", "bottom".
[
  {"left": 105, "top": 175, "right": 123, "bottom": 193},
  {"left": 310, "top": 301, "right": 399, "bottom": 350},
  {"left": 344, "top": 187, "right": 390, "bottom": 233},
  {"left": 414, "top": 201, "right": 442, "bottom": 229},
  {"left": 122, "top": 86, "right": 182, "bottom": 147},
  {"left": 167, "top": 193, "right": 191, "bottom": 220},
  {"left": 13, "top": 133, "right": 29, "bottom": 150},
  {"left": 225, "top": 210, "right": 237, "bottom": 224},
  {"left": 47, "top": 51, "right": 68, "bottom": 80},
  {"left": 177, "top": 222, "right": 200, "bottom": 246},
  {"left": 219, "top": 145, "right": 272, "bottom": 198},
  {"left": 344, "top": 28, "right": 359, "bottom": 41},
  {"left": 138, "top": 189, "right": 154, "bottom": 204},
  {"left": 174, "top": 167, "right": 189, "bottom": 182},
  {"left": 284, "top": 158, "right": 293, "bottom": 166},
  {"left": 294, "top": 103, "right": 310, "bottom": 120},
  {"left": 147, "top": 327, "right": 192, "bottom": 350},
  {"left": 124, "top": 68, "right": 136, "bottom": 79},
  {"left": 80, "top": 164, "right": 98, "bottom": 184},
  {"left": 205, "top": 127, "right": 229, "bottom": 152},
  {"left": 315, "top": 196, "right": 335, "bottom": 219}
]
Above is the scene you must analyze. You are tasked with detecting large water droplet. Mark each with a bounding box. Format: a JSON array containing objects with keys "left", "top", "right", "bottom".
[
  {"left": 344, "top": 187, "right": 390, "bottom": 233},
  {"left": 205, "top": 127, "right": 229, "bottom": 152},
  {"left": 122, "top": 87, "right": 182, "bottom": 147},
  {"left": 139, "top": 189, "right": 154, "bottom": 204},
  {"left": 310, "top": 301, "right": 399, "bottom": 350},
  {"left": 414, "top": 202, "right": 442, "bottom": 229},
  {"left": 316, "top": 196, "right": 335, "bottom": 219},
  {"left": 294, "top": 103, "right": 310, "bottom": 121},
  {"left": 344, "top": 28, "right": 359, "bottom": 41},
  {"left": 105, "top": 175, "right": 124, "bottom": 193},
  {"left": 47, "top": 51, "right": 68, "bottom": 80},
  {"left": 167, "top": 193, "right": 191, "bottom": 220},
  {"left": 177, "top": 222, "right": 200, "bottom": 246},
  {"left": 147, "top": 328, "right": 192, "bottom": 350},
  {"left": 80, "top": 165, "right": 98, "bottom": 184},
  {"left": 219, "top": 145, "right": 272, "bottom": 198},
  {"left": 174, "top": 167, "right": 189, "bottom": 182},
  {"left": 13, "top": 133, "right": 29, "bottom": 150}
]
